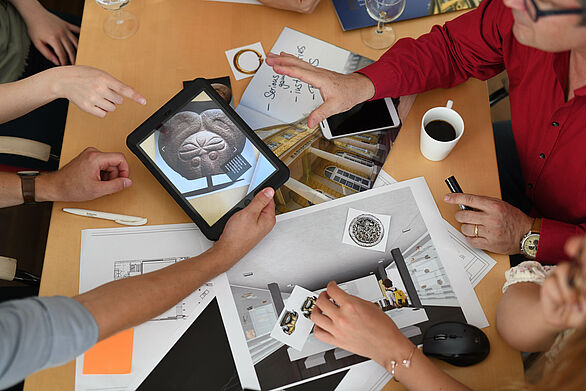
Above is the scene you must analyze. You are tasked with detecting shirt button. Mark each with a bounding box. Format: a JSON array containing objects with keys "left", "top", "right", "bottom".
[
  {"left": 539, "top": 153, "right": 546, "bottom": 159},
  {"left": 528, "top": 183, "right": 533, "bottom": 189},
  {"left": 552, "top": 121, "right": 559, "bottom": 127}
]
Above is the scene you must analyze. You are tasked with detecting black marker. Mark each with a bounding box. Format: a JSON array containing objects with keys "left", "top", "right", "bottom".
[{"left": 445, "top": 176, "right": 473, "bottom": 210}]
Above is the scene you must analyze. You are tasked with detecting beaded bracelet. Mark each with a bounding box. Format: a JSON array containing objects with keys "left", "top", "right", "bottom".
[{"left": 390, "top": 345, "right": 417, "bottom": 382}]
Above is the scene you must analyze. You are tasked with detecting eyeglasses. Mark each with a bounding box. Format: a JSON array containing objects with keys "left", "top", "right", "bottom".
[
  {"left": 568, "top": 238, "right": 585, "bottom": 296},
  {"left": 524, "top": 0, "right": 584, "bottom": 21}
]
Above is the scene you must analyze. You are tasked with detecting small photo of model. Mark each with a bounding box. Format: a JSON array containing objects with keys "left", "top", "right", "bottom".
[
  {"left": 301, "top": 296, "right": 317, "bottom": 318},
  {"left": 280, "top": 310, "right": 298, "bottom": 335}
]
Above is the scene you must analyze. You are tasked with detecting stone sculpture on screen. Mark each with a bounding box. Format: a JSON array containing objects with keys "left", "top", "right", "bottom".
[{"left": 159, "top": 109, "right": 246, "bottom": 180}]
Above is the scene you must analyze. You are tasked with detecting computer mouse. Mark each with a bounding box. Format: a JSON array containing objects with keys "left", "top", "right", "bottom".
[{"left": 422, "top": 321, "right": 490, "bottom": 367}]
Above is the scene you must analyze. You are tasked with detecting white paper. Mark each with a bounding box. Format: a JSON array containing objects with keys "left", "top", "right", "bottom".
[
  {"left": 335, "top": 360, "right": 391, "bottom": 391},
  {"left": 236, "top": 27, "right": 373, "bottom": 128},
  {"left": 215, "top": 177, "right": 488, "bottom": 391},
  {"left": 371, "top": 170, "right": 497, "bottom": 288},
  {"left": 270, "top": 285, "right": 316, "bottom": 351},
  {"left": 75, "top": 224, "right": 214, "bottom": 391},
  {"left": 225, "top": 42, "right": 266, "bottom": 80},
  {"left": 372, "top": 169, "right": 398, "bottom": 188},
  {"left": 342, "top": 208, "right": 391, "bottom": 252},
  {"left": 445, "top": 222, "right": 497, "bottom": 288}
]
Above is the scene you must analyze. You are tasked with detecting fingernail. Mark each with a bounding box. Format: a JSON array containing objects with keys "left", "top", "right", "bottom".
[
  {"left": 139, "top": 98, "right": 146, "bottom": 105},
  {"left": 444, "top": 194, "right": 451, "bottom": 201},
  {"left": 263, "top": 188, "right": 275, "bottom": 198},
  {"left": 123, "top": 178, "right": 132, "bottom": 188}
]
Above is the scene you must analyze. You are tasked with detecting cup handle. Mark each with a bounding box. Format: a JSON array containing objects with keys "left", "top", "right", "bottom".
[{"left": 446, "top": 100, "right": 453, "bottom": 109}]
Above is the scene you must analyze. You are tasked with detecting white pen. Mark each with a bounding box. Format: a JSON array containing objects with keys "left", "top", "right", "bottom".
[{"left": 62, "top": 208, "right": 148, "bottom": 226}]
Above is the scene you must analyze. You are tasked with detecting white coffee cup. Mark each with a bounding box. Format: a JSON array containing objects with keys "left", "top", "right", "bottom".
[{"left": 420, "top": 100, "right": 464, "bottom": 161}]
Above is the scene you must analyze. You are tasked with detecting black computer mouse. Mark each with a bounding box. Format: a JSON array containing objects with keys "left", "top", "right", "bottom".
[{"left": 422, "top": 321, "right": 490, "bottom": 367}]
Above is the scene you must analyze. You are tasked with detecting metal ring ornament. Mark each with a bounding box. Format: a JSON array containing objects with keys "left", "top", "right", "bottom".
[
  {"left": 233, "top": 48, "right": 263, "bottom": 75},
  {"left": 474, "top": 224, "right": 479, "bottom": 238},
  {"left": 349, "top": 214, "right": 384, "bottom": 247}
]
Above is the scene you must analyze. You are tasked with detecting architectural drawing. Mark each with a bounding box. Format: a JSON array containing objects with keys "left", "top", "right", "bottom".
[
  {"left": 215, "top": 179, "right": 487, "bottom": 391},
  {"left": 113, "top": 257, "right": 211, "bottom": 321}
]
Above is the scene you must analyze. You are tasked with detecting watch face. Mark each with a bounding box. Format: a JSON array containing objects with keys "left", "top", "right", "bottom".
[
  {"left": 17, "top": 170, "right": 39, "bottom": 176},
  {"left": 522, "top": 234, "right": 539, "bottom": 257}
]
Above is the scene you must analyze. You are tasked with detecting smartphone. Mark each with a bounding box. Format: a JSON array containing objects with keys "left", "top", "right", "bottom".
[{"left": 319, "top": 98, "right": 400, "bottom": 140}]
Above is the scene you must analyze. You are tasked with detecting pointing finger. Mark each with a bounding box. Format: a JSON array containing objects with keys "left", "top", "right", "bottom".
[
  {"left": 444, "top": 193, "right": 491, "bottom": 210},
  {"left": 110, "top": 81, "right": 147, "bottom": 105}
]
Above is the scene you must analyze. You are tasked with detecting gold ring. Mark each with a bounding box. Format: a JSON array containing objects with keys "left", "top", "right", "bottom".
[
  {"left": 474, "top": 224, "right": 479, "bottom": 238},
  {"left": 233, "top": 48, "right": 263, "bottom": 75}
]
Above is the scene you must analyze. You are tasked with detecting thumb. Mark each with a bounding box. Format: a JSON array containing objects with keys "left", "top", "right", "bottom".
[
  {"left": 93, "top": 177, "right": 132, "bottom": 198},
  {"left": 308, "top": 104, "right": 334, "bottom": 129},
  {"left": 244, "top": 188, "right": 275, "bottom": 216},
  {"left": 258, "top": 198, "right": 276, "bottom": 229}
]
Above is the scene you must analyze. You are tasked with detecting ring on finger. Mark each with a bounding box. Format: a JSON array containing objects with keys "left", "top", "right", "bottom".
[{"left": 474, "top": 224, "right": 479, "bottom": 238}]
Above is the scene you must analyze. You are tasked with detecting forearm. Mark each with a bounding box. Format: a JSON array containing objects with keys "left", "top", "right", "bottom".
[
  {"left": 0, "top": 171, "right": 59, "bottom": 208},
  {"left": 497, "top": 283, "right": 562, "bottom": 352},
  {"left": 8, "top": 0, "right": 44, "bottom": 25},
  {"left": 358, "top": 0, "right": 505, "bottom": 99},
  {"left": 74, "top": 246, "right": 231, "bottom": 340},
  {"left": 0, "top": 68, "right": 59, "bottom": 123}
]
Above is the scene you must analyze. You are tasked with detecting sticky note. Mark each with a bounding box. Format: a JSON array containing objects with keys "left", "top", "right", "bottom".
[{"left": 83, "top": 328, "right": 134, "bottom": 374}]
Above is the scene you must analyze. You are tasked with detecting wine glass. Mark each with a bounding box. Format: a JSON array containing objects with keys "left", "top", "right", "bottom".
[
  {"left": 96, "top": 0, "right": 139, "bottom": 40},
  {"left": 362, "top": 0, "right": 406, "bottom": 50}
]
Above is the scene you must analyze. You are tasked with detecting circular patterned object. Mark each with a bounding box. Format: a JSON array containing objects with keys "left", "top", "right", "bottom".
[{"left": 349, "top": 214, "right": 384, "bottom": 247}]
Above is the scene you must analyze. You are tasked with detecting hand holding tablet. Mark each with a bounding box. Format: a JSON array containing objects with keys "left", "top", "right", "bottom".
[{"left": 127, "top": 78, "right": 289, "bottom": 240}]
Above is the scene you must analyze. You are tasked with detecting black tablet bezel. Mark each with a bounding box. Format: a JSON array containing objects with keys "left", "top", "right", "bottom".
[{"left": 127, "top": 78, "right": 289, "bottom": 241}]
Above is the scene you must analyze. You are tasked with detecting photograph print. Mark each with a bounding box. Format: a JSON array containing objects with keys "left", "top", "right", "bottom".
[{"left": 215, "top": 178, "right": 486, "bottom": 390}]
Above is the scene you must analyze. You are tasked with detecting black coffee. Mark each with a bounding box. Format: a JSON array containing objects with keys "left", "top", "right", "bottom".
[{"left": 425, "top": 120, "right": 456, "bottom": 142}]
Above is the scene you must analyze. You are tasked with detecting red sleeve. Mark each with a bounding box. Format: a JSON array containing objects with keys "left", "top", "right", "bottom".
[
  {"left": 358, "top": 0, "right": 510, "bottom": 99},
  {"left": 537, "top": 218, "right": 586, "bottom": 264}
]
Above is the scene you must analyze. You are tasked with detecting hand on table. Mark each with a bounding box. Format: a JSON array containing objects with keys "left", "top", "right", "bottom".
[
  {"left": 50, "top": 65, "right": 146, "bottom": 118},
  {"left": 20, "top": 2, "right": 80, "bottom": 65},
  {"left": 38, "top": 147, "right": 132, "bottom": 202},
  {"left": 540, "top": 236, "right": 586, "bottom": 330},
  {"left": 311, "top": 281, "right": 414, "bottom": 368},
  {"left": 213, "top": 188, "right": 276, "bottom": 271},
  {"left": 444, "top": 193, "right": 533, "bottom": 254},
  {"left": 259, "top": 0, "right": 321, "bottom": 13},
  {"left": 265, "top": 52, "right": 375, "bottom": 128}
]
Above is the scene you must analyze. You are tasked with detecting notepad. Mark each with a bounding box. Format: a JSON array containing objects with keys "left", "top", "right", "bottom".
[{"left": 83, "top": 328, "right": 134, "bottom": 374}]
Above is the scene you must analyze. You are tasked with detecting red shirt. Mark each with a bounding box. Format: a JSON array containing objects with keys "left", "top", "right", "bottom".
[{"left": 359, "top": 0, "right": 586, "bottom": 263}]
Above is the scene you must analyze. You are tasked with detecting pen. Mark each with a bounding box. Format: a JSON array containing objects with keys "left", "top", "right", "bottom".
[
  {"left": 445, "top": 176, "right": 473, "bottom": 211},
  {"left": 62, "top": 208, "right": 148, "bottom": 226}
]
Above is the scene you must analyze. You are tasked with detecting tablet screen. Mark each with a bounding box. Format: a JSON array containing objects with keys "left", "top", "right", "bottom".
[{"left": 138, "top": 90, "right": 277, "bottom": 226}]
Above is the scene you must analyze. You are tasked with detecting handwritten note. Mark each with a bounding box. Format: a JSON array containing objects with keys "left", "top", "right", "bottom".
[{"left": 236, "top": 27, "right": 373, "bottom": 128}]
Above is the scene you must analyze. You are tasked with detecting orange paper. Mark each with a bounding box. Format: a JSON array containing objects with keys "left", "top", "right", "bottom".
[{"left": 83, "top": 328, "right": 134, "bottom": 374}]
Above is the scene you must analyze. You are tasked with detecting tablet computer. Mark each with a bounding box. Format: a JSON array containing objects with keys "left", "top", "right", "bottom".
[{"left": 127, "top": 78, "right": 289, "bottom": 241}]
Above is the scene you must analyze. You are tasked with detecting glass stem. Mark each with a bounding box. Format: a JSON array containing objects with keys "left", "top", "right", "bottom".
[{"left": 376, "top": 21, "right": 385, "bottom": 34}]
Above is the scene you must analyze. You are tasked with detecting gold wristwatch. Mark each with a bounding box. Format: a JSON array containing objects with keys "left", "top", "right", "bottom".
[{"left": 520, "top": 218, "right": 541, "bottom": 259}]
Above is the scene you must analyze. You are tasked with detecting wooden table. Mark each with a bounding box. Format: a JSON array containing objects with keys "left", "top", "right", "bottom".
[{"left": 25, "top": 0, "right": 524, "bottom": 390}]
